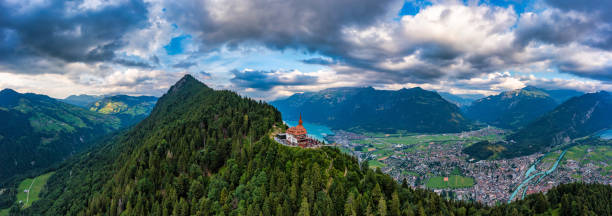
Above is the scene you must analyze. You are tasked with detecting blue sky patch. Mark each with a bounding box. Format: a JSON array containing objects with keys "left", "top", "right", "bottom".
[
  {"left": 164, "top": 34, "right": 191, "bottom": 55},
  {"left": 398, "top": 0, "right": 432, "bottom": 17}
]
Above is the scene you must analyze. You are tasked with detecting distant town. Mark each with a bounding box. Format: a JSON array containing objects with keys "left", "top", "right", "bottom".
[{"left": 327, "top": 128, "right": 612, "bottom": 205}]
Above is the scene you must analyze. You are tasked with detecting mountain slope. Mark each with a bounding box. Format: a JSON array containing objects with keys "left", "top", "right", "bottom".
[
  {"left": 88, "top": 95, "right": 158, "bottom": 127},
  {"left": 15, "top": 76, "right": 612, "bottom": 216},
  {"left": 545, "top": 89, "right": 584, "bottom": 104},
  {"left": 0, "top": 89, "right": 120, "bottom": 183},
  {"left": 437, "top": 92, "right": 484, "bottom": 108},
  {"left": 464, "top": 86, "right": 558, "bottom": 129},
  {"left": 503, "top": 91, "right": 612, "bottom": 157},
  {"left": 271, "top": 87, "right": 471, "bottom": 133},
  {"left": 61, "top": 94, "right": 104, "bottom": 107}
]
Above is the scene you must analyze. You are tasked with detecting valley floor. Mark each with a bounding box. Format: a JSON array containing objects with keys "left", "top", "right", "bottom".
[{"left": 327, "top": 128, "right": 612, "bottom": 205}]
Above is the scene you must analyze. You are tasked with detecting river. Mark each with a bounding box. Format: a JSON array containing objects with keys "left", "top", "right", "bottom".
[{"left": 507, "top": 150, "right": 567, "bottom": 203}]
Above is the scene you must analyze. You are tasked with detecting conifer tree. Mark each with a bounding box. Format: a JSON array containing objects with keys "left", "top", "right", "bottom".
[
  {"left": 298, "top": 197, "right": 311, "bottom": 216},
  {"left": 378, "top": 197, "right": 387, "bottom": 216},
  {"left": 390, "top": 191, "right": 400, "bottom": 216}
]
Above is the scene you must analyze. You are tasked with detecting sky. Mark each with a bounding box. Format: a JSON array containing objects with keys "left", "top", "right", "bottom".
[{"left": 0, "top": 0, "right": 611, "bottom": 100}]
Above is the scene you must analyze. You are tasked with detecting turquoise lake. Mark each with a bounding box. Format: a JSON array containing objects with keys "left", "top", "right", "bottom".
[
  {"left": 599, "top": 129, "right": 612, "bottom": 140},
  {"left": 285, "top": 121, "right": 334, "bottom": 142}
]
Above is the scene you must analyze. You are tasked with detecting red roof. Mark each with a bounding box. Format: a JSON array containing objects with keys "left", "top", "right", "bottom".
[{"left": 287, "top": 114, "right": 307, "bottom": 135}]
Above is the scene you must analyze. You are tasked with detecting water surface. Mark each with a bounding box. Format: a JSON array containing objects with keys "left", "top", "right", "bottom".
[{"left": 598, "top": 129, "right": 612, "bottom": 140}]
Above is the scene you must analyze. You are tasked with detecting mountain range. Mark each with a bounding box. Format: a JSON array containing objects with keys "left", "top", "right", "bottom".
[
  {"left": 8, "top": 75, "right": 608, "bottom": 216},
  {"left": 61, "top": 94, "right": 105, "bottom": 107},
  {"left": 271, "top": 87, "right": 471, "bottom": 133},
  {"left": 503, "top": 91, "right": 612, "bottom": 157},
  {"left": 0, "top": 89, "right": 120, "bottom": 183},
  {"left": 437, "top": 92, "right": 484, "bottom": 108},
  {"left": 463, "top": 91, "right": 611, "bottom": 159},
  {"left": 464, "top": 86, "right": 581, "bottom": 129}
]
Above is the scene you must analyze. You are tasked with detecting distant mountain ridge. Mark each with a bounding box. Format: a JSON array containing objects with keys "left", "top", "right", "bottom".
[
  {"left": 271, "top": 86, "right": 471, "bottom": 133},
  {"left": 503, "top": 91, "right": 612, "bottom": 157},
  {"left": 437, "top": 92, "right": 485, "bottom": 108},
  {"left": 0, "top": 89, "right": 121, "bottom": 182},
  {"left": 88, "top": 95, "right": 158, "bottom": 127},
  {"left": 465, "top": 86, "right": 562, "bottom": 129},
  {"left": 61, "top": 94, "right": 104, "bottom": 107}
]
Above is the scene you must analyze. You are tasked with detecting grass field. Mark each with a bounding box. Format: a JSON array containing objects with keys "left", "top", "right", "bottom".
[
  {"left": 368, "top": 160, "right": 387, "bottom": 169},
  {"left": 18, "top": 172, "right": 54, "bottom": 208},
  {"left": 0, "top": 171, "right": 56, "bottom": 215},
  {"left": 426, "top": 175, "right": 475, "bottom": 189}
]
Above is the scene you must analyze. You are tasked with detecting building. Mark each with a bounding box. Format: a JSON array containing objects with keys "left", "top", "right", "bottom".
[{"left": 276, "top": 114, "right": 323, "bottom": 148}]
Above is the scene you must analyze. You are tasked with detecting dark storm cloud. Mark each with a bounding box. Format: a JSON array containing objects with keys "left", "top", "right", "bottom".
[
  {"left": 545, "top": 0, "right": 612, "bottom": 21},
  {"left": 162, "top": 0, "right": 396, "bottom": 54},
  {"left": 513, "top": 10, "right": 596, "bottom": 48},
  {"left": 0, "top": 0, "right": 149, "bottom": 74},
  {"left": 557, "top": 63, "right": 612, "bottom": 82},
  {"left": 544, "top": 0, "right": 612, "bottom": 49},
  {"left": 230, "top": 69, "right": 319, "bottom": 91}
]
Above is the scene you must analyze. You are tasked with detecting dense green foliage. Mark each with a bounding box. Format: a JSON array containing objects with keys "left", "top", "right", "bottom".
[
  {"left": 8, "top": 76, "right": 611, "bottom": 216},
  {"left": 88, "top": 95, "right": 158, "bottom": 127},
  {"left": 0, "top": 89, "right": 120, "bottom": 184},
  {"left": 465, "top": 87, "right": 559, "bottom": 129},
  {"left": 504, "top": 91, "right": 611, "bottom": 157},
  {"left": 493, "top": 183, "right": 612, "bottom": 215},
  {"left": 272, "top": 87, "right": 471, "bottom": 133}
]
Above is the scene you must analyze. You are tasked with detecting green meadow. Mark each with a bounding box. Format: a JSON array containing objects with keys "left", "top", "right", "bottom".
[{"left": 426, "top": 175, "right": 475, "bottom": 189}]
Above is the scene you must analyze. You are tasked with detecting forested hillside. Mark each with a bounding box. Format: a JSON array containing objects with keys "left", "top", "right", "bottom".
[
  {"left": 10, "top": 76, "right": 611, "bottom": 216},
  {"left": 0, "top": 89, "right": 120, "bottom": 183}
]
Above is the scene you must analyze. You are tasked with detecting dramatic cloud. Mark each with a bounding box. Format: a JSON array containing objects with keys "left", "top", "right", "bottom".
[
  {"left": 0, "top": 0, "right": 149, "bottom": 72},
  {"left": 161, "top": 0, "right": 400, "bottom": 52},
  {"left": 544, "top": 0, "right": 612, "bottom": 49},
  {"left": 0, "top": 0, "right": 610, "bottom": 99},
  {"left": 230, "top": 69, "right": 319, "bottom": 91}
]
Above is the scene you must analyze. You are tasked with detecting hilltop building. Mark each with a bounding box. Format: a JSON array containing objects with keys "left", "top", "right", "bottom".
[{"left": 275, "top": 114, "right": 323, "bottom": 148}]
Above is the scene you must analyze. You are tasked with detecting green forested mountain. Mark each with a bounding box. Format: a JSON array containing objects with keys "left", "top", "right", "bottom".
[
  {"left": 11, "top": 75, "right": 610, "bottom": 216},
  {"left": 88, "top": 95, "right": 158, "bottom": 127},
  {"left": 0, "top": 89, "right": 120, "bottom": 183},
  {"left": 464, "top": 86, "right": 558, "bottom": 129},
  {"left": 503, "top": 91, "right": 612, "bottom": 157},
  {"left": 61, "top": 94, "right": 104, "bottom": 107},
  {"left": 271, "top": 87, "right": 471, "bottom": 133}
]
